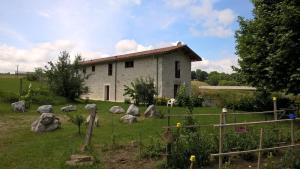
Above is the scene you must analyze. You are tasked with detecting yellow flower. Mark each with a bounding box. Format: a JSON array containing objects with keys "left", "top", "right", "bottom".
[
  {"left": 272, "top": 97, "right": 277, "bottom": 101},
  {"left": 190, "top": 155, "right": 196, "bottom": 162},
  {"left": 176, "top": 122, "right": 182, "bottom": 128}
]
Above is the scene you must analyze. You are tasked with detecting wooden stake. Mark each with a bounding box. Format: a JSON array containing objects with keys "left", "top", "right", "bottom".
[
  {"left": 219, "top": 108, "right": 226, "bottom": 169},
  {"left": 291, "top": 119, "right": 294, "bottom": 145},
  {"left": 273, "top": 97, "right": 277, "bottom": 120},
  {"left": 83, "top": 110, "right": 96, "bottom": 150},
  {"left": 257, "top": 128, "right": 263, "bottom": 169}
]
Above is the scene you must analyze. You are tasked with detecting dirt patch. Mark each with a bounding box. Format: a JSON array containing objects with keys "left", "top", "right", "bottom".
[{"left": 102, "top": 145, "right": 162, "bottom": 169}]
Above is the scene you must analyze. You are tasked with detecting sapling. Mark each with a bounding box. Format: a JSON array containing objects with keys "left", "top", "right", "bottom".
[{"left": 68, "top": 114, "right": 84, "bottom": 135}]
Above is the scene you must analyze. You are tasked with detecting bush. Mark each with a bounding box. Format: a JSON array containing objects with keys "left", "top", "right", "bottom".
[
  {"left": 0, "top": 91, "right": 19, "bottom": 103},
  {"left": 175, "top": 84, "right": 189, "bottom": 107},
  {"left": 123, "top": 77, "right": 157, "bottom": 106},
  {"left": 154, "top": 97, "right": 169, "bottom": 106},
  {"left": 142, "top": 136, "right": 165, "bottom": 159},
  {"left": 124, "top": 98, "right": 131, "bottom": 104},
  {"left": 281, "top": 150, "right": 300, "bottom": 169}
]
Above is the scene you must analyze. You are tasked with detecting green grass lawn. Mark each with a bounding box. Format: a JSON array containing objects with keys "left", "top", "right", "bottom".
[
  {"left": 2, "top": 100, "right": 297, "bottom": 169},
  {"left": 1, "top": 77, "right": 299, "bottom": 169}
]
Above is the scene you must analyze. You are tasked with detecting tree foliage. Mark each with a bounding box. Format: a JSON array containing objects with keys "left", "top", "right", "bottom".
[
  {"left": 235, "top": 0, "right": 300, "bottom": 94},
  {"left": 123, "top": 77, "right": 157, "bottom": 105},
  {"left": 45, "top": 51, "right": 88, "bottom": 100}
]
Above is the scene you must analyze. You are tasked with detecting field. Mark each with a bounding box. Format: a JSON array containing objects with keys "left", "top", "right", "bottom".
[{"left": 0, "top": 76, "right": 299, "bottom": 169}]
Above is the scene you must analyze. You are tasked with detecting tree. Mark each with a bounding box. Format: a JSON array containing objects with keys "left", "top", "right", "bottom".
[
  {"left": 123, "top": 77, "right": 157, "bottom": 106},
  {"left": 45, "top": 51, "right": 88, "bottom": 100},
  {"left": 235, "top": 0, "right": 300, "bottom": 94},
  {"left": 68, "top": 114, "right": 84, "bottom": 135}
]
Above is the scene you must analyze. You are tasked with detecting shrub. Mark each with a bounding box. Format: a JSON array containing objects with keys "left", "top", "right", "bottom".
[
  {"left": 123, "top": 77, "right": 157, "bottom": 106},
  {"left": 124, "top": 98, "right": 131, "bottom": 104},
  {"left": 0, "top": 91, "right": 19, "bottom": 103},
  {"left": 281, "top": 150, "right": 300, "bottom": 169},
  {"left": 142, "top": 136, "right": 165, "bottom": 159},
  {"left": 154, "top": 97, "right": 169, "bottom": 106},
  {"left": 68, "top": 114, "right": 84, "bottom": 135},
  {"left": 175, "top": 84, "right": 189, "bottom": 107}
]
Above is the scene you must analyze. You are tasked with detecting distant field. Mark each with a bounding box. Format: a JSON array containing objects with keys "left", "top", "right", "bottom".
[
  {"left": 0, "top": 75, "right": 44, "bottom": 93},
  {"left": 191, "top": 80, "right": 210, "bottom": 86}
]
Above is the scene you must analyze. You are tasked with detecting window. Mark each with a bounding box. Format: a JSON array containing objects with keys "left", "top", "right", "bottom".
[
  {"left": 175, "top": 61, "right": 180, "bottom": 78},
  {"left": 174, "top": 84, "right": 179, "bottom": 98},
  {"left": 92, "top": 65, "right": 95, "bottom": 72},
  {"left": 82, "top": 67, "right": 86, "bottom": 74},
  {"left": 125, "top": 61, "right": 134, "bottom": 68},
  {"left": 108, "top": 63, "right": 113, "bottom": 76}
]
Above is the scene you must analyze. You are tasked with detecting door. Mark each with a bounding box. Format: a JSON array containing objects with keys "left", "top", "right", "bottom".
[{"left": 105, "top": 85, "right": 110, "bottom": 101}]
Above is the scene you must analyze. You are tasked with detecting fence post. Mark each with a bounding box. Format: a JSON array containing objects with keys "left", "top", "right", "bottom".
[
  {"left": 219, "top": 108, "right": 227, "bottom": 169},
  {"left": 273, "top": 97, "right": 277, "bottom": 120},
  {"left": 291, "top": 119, "right": 295, "bottom": 145},
  {"left": 166, "top": 108, "right": 171, "bottom": 168},
  {"left": 257, "top": 128, "right": 264, "bottom": 169}
]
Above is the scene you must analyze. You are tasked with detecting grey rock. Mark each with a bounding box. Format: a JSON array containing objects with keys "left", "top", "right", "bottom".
[
  {"left": 126, "top": 104, "right": 139, "bottom": 116},
  {"left": 109, "top": 106, "right": 125, "bottom": 114},
  {"left": 85, "top": 104, "right": 97, "bottom": 113},
  {"left": 144, "top": 105, "right": 161, "bottom": 118},
  {"left": 31, "top": 113, "right": 60, "bottom": 132},
  {"left": 11, "top": 100, "right": 25, "bottom": 112},
  {"left": 61, "top": 105, "right": 77, "bottom": 112},
  {"left": 37, "top": 105, "right": 53, "bottom": 114},
  {"left": 120, "top": 114, "right": 137, "bottom": 124}
]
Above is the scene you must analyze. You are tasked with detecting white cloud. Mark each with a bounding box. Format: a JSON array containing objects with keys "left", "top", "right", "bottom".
[
  {"left": 164, "top": 0, "right": 194, "bottom": 8},
  {"left": 165, "top": 0, "right": 235, "bottom": 38},
  {"left": 115, "top": 39, "right": 153, "bottom": 54},
  {"left": 0, "top": 40, "right": 106, "bottom": 73},
  {"left": 37, "top": 11, "right": 51, "bottom": 18},
  {"left": 192, "top": 54, "right": 238, "bottom": 73}
]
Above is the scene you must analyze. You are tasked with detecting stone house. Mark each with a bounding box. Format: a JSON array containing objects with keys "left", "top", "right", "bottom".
[{"left": 80, "top": 43, "right": 202, "bottom": 102}]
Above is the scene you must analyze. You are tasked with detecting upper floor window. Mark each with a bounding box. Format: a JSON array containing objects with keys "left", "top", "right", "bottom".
[
  {"left": 108, "top": 63, "right": 113, "bottom": 76},
  {"left": 175, "top": 61, "right": 180, "bottom": 78},
  {"left": 82, "top": 67, "right": 86, "bottom": 74},
  {"left": 92, "top": 65, "right": 95, "bottom": 72},
  {"left": 125, "top": 61, "right": 134, "bottom": 68}
]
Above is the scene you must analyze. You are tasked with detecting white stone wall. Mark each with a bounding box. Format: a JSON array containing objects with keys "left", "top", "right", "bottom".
[
  {"left": 161, "top": 51, "right": 192, "bottom": 98},
  {"left": 82, "top": 50, "right": 191, "bottom": 102}
]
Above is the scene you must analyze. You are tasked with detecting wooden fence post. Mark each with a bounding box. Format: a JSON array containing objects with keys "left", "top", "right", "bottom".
[
  {"left": 273, "top": 97, "right": 277, "bottom": 120},
  {"left": 291, "top": 119, "right": 294, "bottom": 145},
  {"left": 257, "top": 128, "right": 264, "bottom": 169},
  {"left": 82, "top": 104, "right": 97, "bottom": 151},
  {"left": 219, "top": 108, "right": 227, "bottom": 169}
]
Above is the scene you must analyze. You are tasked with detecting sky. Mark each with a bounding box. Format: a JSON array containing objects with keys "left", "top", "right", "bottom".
[{"left": 0, "top": 0, "right": 253, "bottom": 73}]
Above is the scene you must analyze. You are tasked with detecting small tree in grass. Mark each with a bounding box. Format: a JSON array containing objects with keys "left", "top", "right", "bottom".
[
  {"left": 68, "top": 114, "right": 84, "bottom": 135},
  {"left": 45, "top": 51, "right": 88, "bottom": 100},
  {"left": 123, "top": 77, "right": 157, "bottom": 106}
]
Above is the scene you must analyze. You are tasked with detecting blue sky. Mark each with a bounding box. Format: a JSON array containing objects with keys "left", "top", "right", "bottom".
[{"left": 0, "top": 0, "right": 253, "bottom": 73}]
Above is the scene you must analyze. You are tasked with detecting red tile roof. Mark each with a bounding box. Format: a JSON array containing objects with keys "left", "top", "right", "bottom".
[{"left": 80, "top": 44, "right": 202, "bottom": 65}]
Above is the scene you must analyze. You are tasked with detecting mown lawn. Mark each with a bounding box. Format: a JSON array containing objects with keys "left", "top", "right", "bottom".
[{"left": 1, "top": 99, "right": 291, "bottom": 169}]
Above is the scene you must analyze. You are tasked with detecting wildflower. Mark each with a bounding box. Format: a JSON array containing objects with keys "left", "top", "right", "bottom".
[
  {"left": 176, "top": 122, "right": 182, "bottom": 128},
  {"left": 190, "top": 155, "right": 196, "bottom": 162}
]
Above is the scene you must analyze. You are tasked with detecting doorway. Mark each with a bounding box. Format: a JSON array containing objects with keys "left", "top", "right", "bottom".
[{"left": 104, "top": 85, "right": 110, "bottom": 101}]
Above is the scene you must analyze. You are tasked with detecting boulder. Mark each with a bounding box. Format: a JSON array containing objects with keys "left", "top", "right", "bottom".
[
  {"left": 120, "top": 114, "right": 137, "bottom": 124},
  {"left": 37, "top": 105, "right": 53, "bottom": 114},
  {"left": 31, "top": 113, "right": 60, "bottom": 132},
  {"left": 126, "top": 104, "right": 139, "bottom": 116},
  {"left": 11, "top": 100, "right": 25, "bottom": 112},
  {"left": 85, "top": 104, "right": 97, "bottom": 113},
  {"left": 61, "top": 105, "right": 77, "bottom": 112},
  {"left": 144, "top": 105, "right": 162, "bottom": 118},
  {"left": 109, "top": 106, "right": 125, "bottom": 114}
]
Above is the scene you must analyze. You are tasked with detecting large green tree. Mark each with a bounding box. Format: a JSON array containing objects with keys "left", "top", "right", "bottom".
[
  {"left": 45, "top": 51, "right": 88, "bottom": 100},
  {"left": 235, "top": 0, "right": 300, "bottom": 94}
]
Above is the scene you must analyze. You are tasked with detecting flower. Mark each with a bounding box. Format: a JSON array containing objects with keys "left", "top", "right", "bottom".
[
  {"left": 190, "top": 155, "right": 196, "bottom": 162},
  {"left": 272, "top": 97, "right": 277, "bottom": 101},
  {"left": 176, "top": 122, "right": 182, "bottom": 128}
]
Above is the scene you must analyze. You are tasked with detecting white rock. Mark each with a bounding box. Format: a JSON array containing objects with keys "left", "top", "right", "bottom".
[
  {"left": 120, "top": 114, "right": 137, "bottom": 124},
  {"left": 109, "top": 106, "right": 125, "bottom": 114},
  {"left": 37, "top": 105, "right": 53, "bottom": 114},
  {"left": 11, "top": 100, "right": 25, "bottom": 112},
  {"left": 61, "top": 105, "right": 77, "bottom": 112},
  {"left": 126, "top": 104, "right": 139, "bottom": 116},
  {"left": 144, "top": 105, "right": 161, "bottom": 118},
  {"left": 85, "top": 104, "right": 97, "bottom": 113},
  {"left": 31, "top": 113, "right": 60, "bottom": 132}
]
